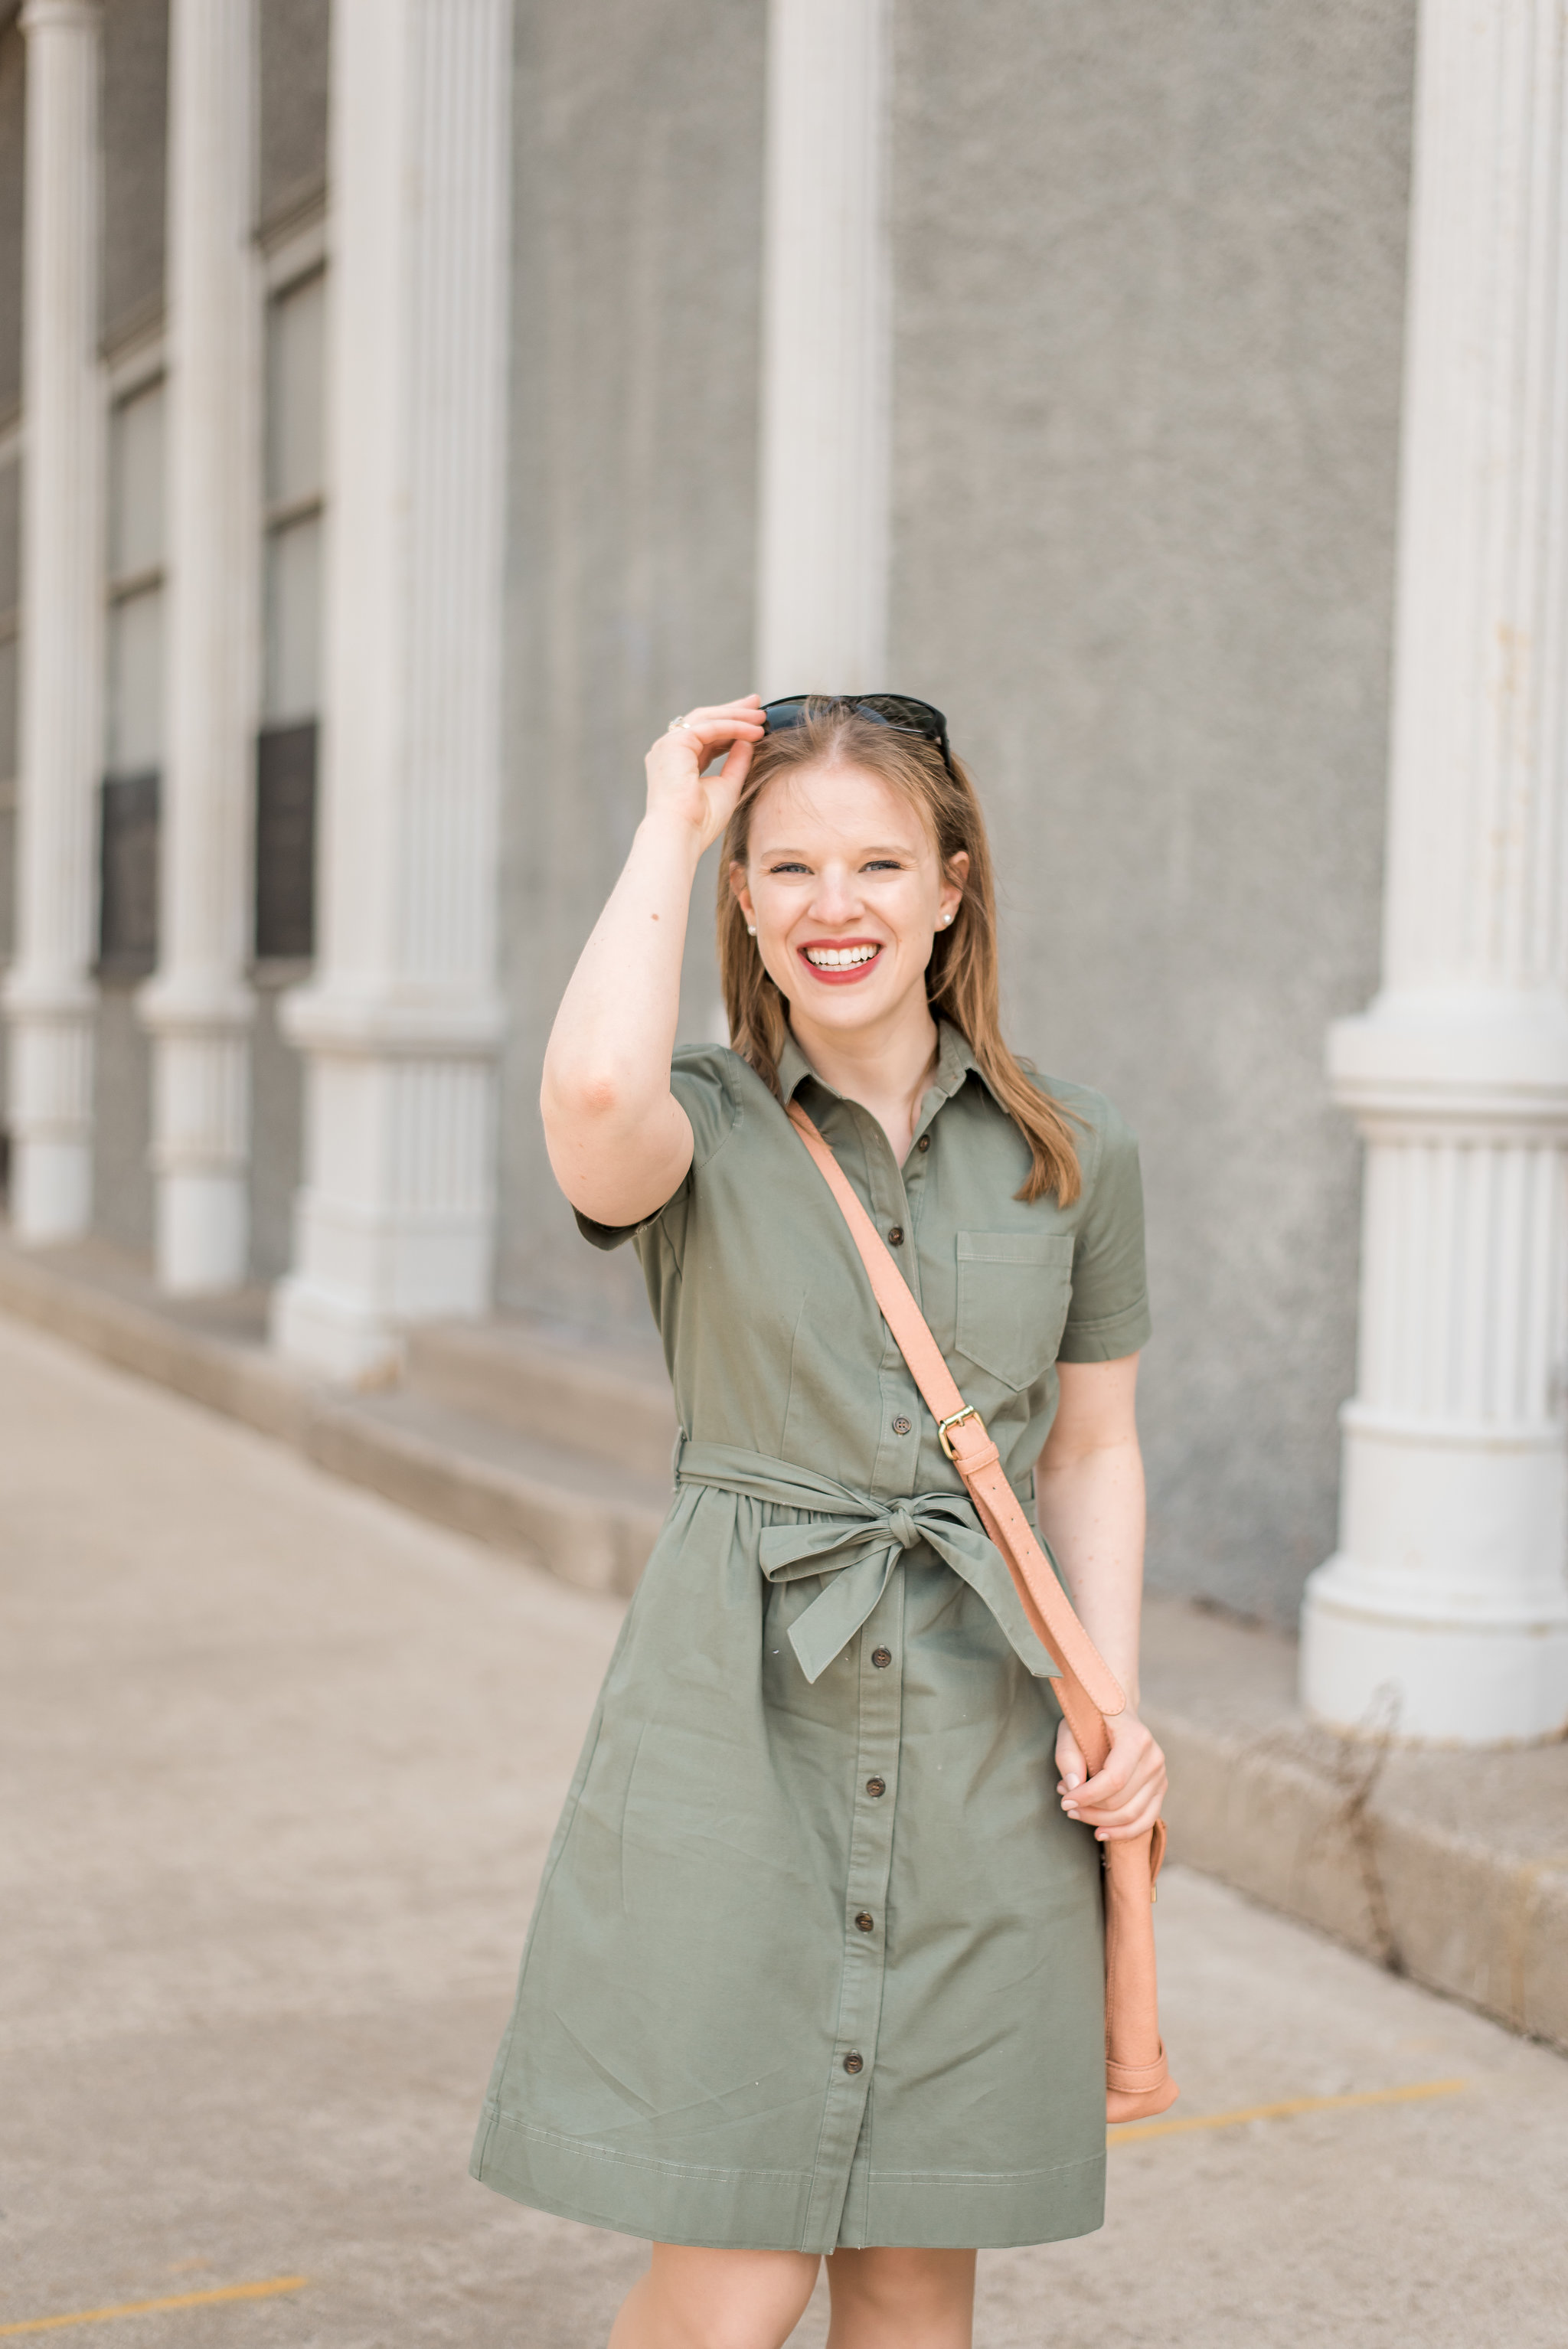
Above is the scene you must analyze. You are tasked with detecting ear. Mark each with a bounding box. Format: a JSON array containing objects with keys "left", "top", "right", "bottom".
[
  {"left": 729, "top": 862, "right": 756, "bottom": 925},
  {"left": 939, "top": 849, "right": 969, "bottom": 928}
]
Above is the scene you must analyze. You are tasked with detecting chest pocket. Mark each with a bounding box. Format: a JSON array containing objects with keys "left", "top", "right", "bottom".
[{"left": 954, "top": 1230, "right": 1076, "bottom": 1391}]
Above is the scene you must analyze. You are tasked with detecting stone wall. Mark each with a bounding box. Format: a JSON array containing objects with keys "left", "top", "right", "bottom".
[
  {"left": 888, "top": 0, "right": 1415, "bottom": 1620},
  {"left": 258, "top": 0, "right": 328, "bottom": 234},
  {"left": 102, "top": 0, "right": 168, "bottom": 353},
  {"left": 495, "top": 0, "right": 767, "bottom": 1328}
]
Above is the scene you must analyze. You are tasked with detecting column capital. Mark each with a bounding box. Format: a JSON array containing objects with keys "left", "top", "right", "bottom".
[
  {"left": 137, "top": 973, "right": 256, "bottom": 1040},
  {"left": 1328, "top": 990, "right": 1568, "bottom": 1134},
  {"left": 279, "top": 981, "right": 505, "bottom": 1060},
  {"left": 20, "top": 2, "right": 103, "bottom": 33}
]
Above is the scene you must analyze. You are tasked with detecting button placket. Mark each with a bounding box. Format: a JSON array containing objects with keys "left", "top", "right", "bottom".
[{"left": 800, "top": 1573, "right": 904, "bottom": 2252}]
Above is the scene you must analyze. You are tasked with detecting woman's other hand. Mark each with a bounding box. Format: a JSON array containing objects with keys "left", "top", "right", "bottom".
[
  {"left": 1055, "top": 1709, "right": 1167, "bottom": 1842},
  {"left": 645, "top": 697, "right": 766, "bottom": 850}
]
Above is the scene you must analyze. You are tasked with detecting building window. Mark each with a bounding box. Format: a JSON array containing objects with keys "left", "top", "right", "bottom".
[
  {"left": 100, "top": 377, "right": 165, "bottom": 976},
  {"left": 256, "top": 265, "right": 324, "bottom": 962}
]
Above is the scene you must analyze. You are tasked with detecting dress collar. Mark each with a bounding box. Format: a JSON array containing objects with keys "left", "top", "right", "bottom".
[{"left": 776, "top": 1017, "right": 995, "bottom": 1116}]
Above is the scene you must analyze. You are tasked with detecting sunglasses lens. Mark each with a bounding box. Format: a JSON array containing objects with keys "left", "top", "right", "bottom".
[
  {"left": 855, "top": 695, "right": 946, "bottom": 742},
  {"left": 759, "top": 694, "right": 952, "bottom": 769}
]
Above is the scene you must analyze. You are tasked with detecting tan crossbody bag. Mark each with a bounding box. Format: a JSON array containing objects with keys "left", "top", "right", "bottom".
[{"left": 789, "top": 1103, "right": 1178, "bottom": 2125}]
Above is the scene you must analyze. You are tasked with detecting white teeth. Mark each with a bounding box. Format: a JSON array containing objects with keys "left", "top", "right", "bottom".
[{"left": 805, "top": 945, "right": 880, "bottom": 969}]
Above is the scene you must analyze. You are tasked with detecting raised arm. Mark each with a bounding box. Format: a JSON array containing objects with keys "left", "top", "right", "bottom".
[{"left": 541, "top": 697, "right": 764, "bottom": 1228}]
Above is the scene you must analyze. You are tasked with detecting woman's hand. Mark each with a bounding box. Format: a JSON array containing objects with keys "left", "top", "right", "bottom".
[
  {"left": 1056, "top": 1709, "right": 1167, "bottom": 1843},
  {"left": 645, "top": 696, "right": 766, "bottom": 851}
]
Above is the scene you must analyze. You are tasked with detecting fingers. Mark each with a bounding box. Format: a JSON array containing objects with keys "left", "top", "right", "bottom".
[
  {"left": 668, "top": 698, "right": 766, "bottom": 747},
  {"left": 1060, "top": 1719, "right": 1167, "bottom": 1842}
]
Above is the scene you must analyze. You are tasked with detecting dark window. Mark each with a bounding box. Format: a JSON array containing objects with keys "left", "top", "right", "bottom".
[
  {"left": 98, "top": 770, "right": 160, "bottom": 975},
  {"left": 254, "top": 718, "right": 316, "bottom": 960}
]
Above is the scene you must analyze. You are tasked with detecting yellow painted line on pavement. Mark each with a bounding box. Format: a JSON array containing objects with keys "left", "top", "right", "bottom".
[
  {"left": 0, "top": 2278, "right": 308, "bottom": 2336},
  {"left": 1109, "top": 2076, "right": 1466, "bottom": 2146}
]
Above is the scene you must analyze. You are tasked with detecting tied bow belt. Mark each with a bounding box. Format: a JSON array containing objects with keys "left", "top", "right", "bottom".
[{"left": 674, "top": 1438, "right": 1060, "bottom": 1687}]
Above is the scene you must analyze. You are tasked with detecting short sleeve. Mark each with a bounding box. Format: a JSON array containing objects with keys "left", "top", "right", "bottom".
[
  {"left": 1057, "top": 1096, "right": 1152, "bottom": 1363},
  {"left": 572, "top": 1045, "right": 742, "bottom": 1253}
]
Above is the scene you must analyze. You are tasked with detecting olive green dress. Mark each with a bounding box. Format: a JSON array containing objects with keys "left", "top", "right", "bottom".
[{"left": 472, "top": 1022, "right": 1152, "bottom": 2253}]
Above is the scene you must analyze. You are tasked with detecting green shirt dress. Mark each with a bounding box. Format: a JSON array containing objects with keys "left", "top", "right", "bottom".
[{"left": 472, "top": 1021, "right": 1152, "bottom": 2253}]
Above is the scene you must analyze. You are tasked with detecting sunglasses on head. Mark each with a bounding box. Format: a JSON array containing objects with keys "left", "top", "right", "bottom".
[{"left": 760, "top": 694, "right": 957, "bottom": 782}]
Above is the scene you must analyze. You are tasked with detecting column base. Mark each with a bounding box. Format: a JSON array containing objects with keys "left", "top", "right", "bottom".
[
  {"left": 155, "top": 1171, "right": 249, "bottom": 1296},
  {"left": 1301, "top": 1553, "right": 1568, "bottom": 1746},
  {"left": 270, "top": 1272, "right": 406, "bottom": 1387},
  {"left": 8, "top": 1136, "right": 93, "bottom": 1242}
]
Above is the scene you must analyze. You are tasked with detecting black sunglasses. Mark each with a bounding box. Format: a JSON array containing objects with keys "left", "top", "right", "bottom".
[{"left": 760, "top": 694, "right": 957, "bottom": 782}]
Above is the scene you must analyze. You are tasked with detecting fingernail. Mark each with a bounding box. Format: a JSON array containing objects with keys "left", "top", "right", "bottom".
[{"left": 1064, "top": 1774, "right": 1080, "bottom": 1792}]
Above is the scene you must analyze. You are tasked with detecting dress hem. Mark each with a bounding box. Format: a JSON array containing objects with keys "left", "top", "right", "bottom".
[{"left": 470, "top": 2107, "right": 1107, "bottom": 2254}]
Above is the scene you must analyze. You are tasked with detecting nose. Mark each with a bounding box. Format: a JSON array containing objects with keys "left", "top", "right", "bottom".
[{"left": 809, "top": 861, "right": 863, "bottom": 925}]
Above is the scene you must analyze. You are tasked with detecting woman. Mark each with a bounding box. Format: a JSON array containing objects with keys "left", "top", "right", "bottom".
[{"left": 472, "top": 694, "right": 1167, "bottom": 2349}]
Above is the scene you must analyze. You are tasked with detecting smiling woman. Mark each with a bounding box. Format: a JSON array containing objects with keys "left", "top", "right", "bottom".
[{"left": 476, "top": 694, "right": 1164, "bottom": 2349}]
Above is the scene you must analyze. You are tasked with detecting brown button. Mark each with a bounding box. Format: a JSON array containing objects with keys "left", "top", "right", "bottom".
[
  {"left": 843, "top": 2051, "right": 864, "bottom": 2074},
  {"left": 916, "top": 1134, "right": 930, "bottom": 1152},
  {"left": 854, "top": 1911, "right": 875, "bottom": 1933},
  {"left": 865, "top": 1776, "right": 886, "bottom": 1797},
  {"left": 871, "top": 1646, "right": 892, "bottom": 1668},
  {"left": 887, "top": 1226, "right": 903, "bottom": 1246},
  {"left": 892, "top": 1416, "right": 911, "bottom": 1436}
]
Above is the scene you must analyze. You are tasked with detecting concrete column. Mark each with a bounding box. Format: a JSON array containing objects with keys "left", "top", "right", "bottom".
[
  {"left": 754, "top": 0, "right": 892, "bottom": 697},
  {"left": 271, "top": 0, "right": 511, "bottom": 1381},
  {"left": 1302, "top": 0, "right": 1568, "bottom": 1744},
  {"left": 137, "top": 0, "right": 260, "bottom": 1292},
  {"left": 2, "top": 0, "right": 104, "bottom": 1240}
]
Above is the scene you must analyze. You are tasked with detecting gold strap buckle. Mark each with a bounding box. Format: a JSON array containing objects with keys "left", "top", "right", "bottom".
[{"left": 937, "top": 1404, "right": 982, "bottom": 1460}]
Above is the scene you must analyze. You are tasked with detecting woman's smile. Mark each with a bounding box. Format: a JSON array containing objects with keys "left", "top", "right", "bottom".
[{"left": 797, "top": 937, "right": 884, "bottom": 983}]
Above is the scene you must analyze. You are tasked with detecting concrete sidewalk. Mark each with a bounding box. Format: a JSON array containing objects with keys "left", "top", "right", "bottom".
[{"left": 3, "top": 1315, "right": 1566, "bottom": 2348}]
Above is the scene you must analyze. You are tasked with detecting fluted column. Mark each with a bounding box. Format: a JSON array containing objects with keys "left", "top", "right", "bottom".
[
  {"left": 271, "top": 0, "right": 511, "bottom": 1380},
  {"left": 3, "top": 0, "right": 104, "bottom": 1240},
  {"left": 754, "top": 0, "right": 892, "bottom": 696},
  {"left": 138, "top": 0, "right": 260, "bottom": 1292},
  {"left": 1301, "top": 0, "right": 1568, "bottom": 1744}
]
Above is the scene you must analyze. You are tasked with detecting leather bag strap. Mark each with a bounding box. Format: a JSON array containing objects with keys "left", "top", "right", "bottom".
[{"left": 787, "top": 1104, "right": 1127, "bottom": 1749}]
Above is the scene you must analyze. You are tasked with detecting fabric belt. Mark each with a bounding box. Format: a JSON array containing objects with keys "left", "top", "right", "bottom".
[{"left": 674, "top": 1438, "right": 1060, "bottom": 1687}]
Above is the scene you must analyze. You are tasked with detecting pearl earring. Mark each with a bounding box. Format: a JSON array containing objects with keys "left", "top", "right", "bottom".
[
  {"left": 940, "top": 913, "right": 953, "bottom": 927},
  {"left": 746, "top": 924, "right": 757, "bottom": 936}
]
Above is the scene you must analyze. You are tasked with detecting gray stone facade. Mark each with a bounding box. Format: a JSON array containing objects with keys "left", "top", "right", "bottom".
[
  {"left": 884, "top": 0, "right": 1415, "bottom": 1612},
  {"left": 0, "top": 0, "right": 1426, "bottom": 1626},
  {"left": 495, "top": 0, "right": 768, "bottom": 1331}
]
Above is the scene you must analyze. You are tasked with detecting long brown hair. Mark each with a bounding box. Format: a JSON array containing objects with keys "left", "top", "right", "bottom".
[{"left": 717, "top": 704, "right": 1082, "bottom": 1204}]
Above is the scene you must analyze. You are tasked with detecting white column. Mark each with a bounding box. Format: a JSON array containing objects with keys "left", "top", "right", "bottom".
[
  {"left": 3, "top": 0, "right": 103, "bottom": 1240},
  {"left": 754, "top": 0, "right": 892, "bottom": 697},
  {"left": 1302, "top": 0, "right": 1568, "bottom": 1745},
  {"left": 137, "top": 0, "right": 260, "bottom": 1292},
  {"left": 271, "top": 0, "right": 511, "bottom": 1381}
]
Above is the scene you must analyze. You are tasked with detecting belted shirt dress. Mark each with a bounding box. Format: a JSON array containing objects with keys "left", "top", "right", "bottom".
[{"left": 472, "top": 1021, "right": 1152, "bottom": 2253}]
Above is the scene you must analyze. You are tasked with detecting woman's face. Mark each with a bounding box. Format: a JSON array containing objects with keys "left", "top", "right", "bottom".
[{"left": 731, "top": 762, "right": 967, "bottom": 1041}]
